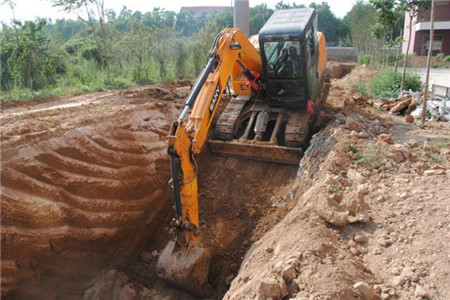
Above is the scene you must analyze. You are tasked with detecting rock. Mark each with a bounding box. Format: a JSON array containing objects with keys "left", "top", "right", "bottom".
[
  {"left": 315, "top": 197, "right": 349, "bottom": 227},
  {"left": 407, "top": 139, "right": 418, "bottom": 148},
  {"left": 225, "top": 274, "right": 234, "bottom": 286},
  {"left": 154, "top": 86, "right": 169, "bottom": 94},
  {"left": 243, "top": 240, "right": 250, "bottom": 247},
  {"left": 354, "top": 233, "right": 368, "bottom": 244},
  {"left": 341, "top": 190, "right": 370, "bottom": 216},
  {"left": 139, "top": 251, "right": 153, "bottom": 263},
  {"left": 346, "top": 118, "right": 364, "bottom": 132},
  {"left": 440, "top": 148, "right": 450, "bottom": 155},
  {"left": 353, "top": 281, "right": 375, "bottom": 300},
  {"left": 329, "top": 192, "right": 343, "bottom": 203},
  {"left": 377, "top": 133, "right": 394, "bottom": 144},
  {"left": 358, "top": 130, "right": 369, "bottom": 139},
  {"left": 390, "top": 144, "right": 410, "bottom": 163},
  {"left": 174, "top": 86, "right": 191, "bottom": 98},
  {"left": 424, "top": 169, "right": 436, "bottom": 176},
  {"left": 281, "top": 264, "right": 297, "bottom": 283},
  {"left": 256, "top": 277, "right": 289, "bottom": 300},
  {"left": 391, "top": 276, "right": 404, "bottom": 287},
  {"left": 405, "top": 115, "right": 414, "bottom": 123},
  {"left": 414, "top": 284, "right": 429, "bottom": 298},
  {"left": 347, "top": 169, "right": 366, "bottom": 185},
  {"left": 391, "top": 266, "right": 401, "bottom": 276},
  {"left": 151, "top": 250, "right": 159, "bottom": 259},
  {"left": 162, "top": 94, "right": 173, "bottom": 101}
]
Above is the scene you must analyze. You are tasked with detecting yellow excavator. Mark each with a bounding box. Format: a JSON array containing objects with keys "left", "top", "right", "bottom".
[{"left": 156, "top": 8, "right": 329, "bottom": 296}]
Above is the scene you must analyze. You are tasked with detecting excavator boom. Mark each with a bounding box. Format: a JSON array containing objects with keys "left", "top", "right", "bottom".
[{"left": 156, "top": 28, "right": 263, "bottom": 295}]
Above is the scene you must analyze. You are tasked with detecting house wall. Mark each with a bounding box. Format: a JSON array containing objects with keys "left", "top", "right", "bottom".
[{"left": 403, "top": 2, "right": 450, "bottom": 56}]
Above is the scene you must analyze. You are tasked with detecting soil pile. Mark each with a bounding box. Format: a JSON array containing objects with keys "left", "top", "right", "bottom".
[
  {"left": 1, "top": 85, "right": 180, "bottom": 299},
  {"left": 224, "top": 67, "right": 450, "bottom": 300}
]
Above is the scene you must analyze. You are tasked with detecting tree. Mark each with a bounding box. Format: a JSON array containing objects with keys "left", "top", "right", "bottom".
[
  {"left": 398, "top": 0, "right": 431, "bottom": 90},
  {"left": 344, "top": 1, "right": 377, "bottom": 54},
  {"left": 52, "top": 0, "right": 111, "bottom": 77},
  {"left": 149, "top": 27, "right": 175, "bottom": 79},
  {"left": 249, "top": 4, "right": 273, "bottom": 35},
  {"left": 421, "top": 0, "right": 435, "bottom": 126},
  {"left": 0, "top": 19, "right": 66, "bottom": 90},
  {"left": 309, "top": 2, "right": 349, "bottom": 45}
]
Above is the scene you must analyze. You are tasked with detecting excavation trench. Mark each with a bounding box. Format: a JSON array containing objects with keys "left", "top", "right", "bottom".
[
  {"left": 1, "top": 64, "right": 355, "bottom": 300},
  {"left": 126, "top": 155, "right": 299, "bottom": 300}
]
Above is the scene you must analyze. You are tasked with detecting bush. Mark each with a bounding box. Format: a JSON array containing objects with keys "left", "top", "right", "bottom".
[
  {"left": 431, "top": 63, "right": 439, "bottom": 68},
  {"left": 445, "top": 55, "right": 450, "bottom": 62},
  {"left": 436, "top": 53, "right": 445, "bottom": 60},
  {"left": 368, "top": 69, "right": 422, "bottom": 99},
  {"left": 357, "top": 54, "right": 372, "bottom": 65},
  {"left": 104, "top": 77, "right": 134, "bottom": 89}
]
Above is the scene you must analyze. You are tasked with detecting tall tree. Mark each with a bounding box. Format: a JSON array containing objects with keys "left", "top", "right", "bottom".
[
  {"left": 310, "top": 2, "right": 349, "bottom": 45},
  {"left": 52, "top": 0, "right": 110, "bottom": 77},
  {"left": 344, "top": 1, "right": 377, "bottom": 54}
]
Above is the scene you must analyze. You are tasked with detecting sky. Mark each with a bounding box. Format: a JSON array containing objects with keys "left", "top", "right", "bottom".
[{"left": 0, "top": 0, "right": 357, "bottom": 23}]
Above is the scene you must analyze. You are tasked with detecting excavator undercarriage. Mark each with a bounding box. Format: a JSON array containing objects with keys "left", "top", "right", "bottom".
[{"left": 209, "top": 75, "right": 330, "bottom": 165}]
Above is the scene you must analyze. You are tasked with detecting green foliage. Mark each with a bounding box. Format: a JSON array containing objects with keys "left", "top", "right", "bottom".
[
  {"left": 309, "top": 2, "right": 349, "bottom": 45},
  {"left": 344, "top": 2, "right": 377, "bottom": 54},
  {"left": 436, "top": 53, "right": 445, "bottom": 60},
  {"left": 431, "top": 63, "right": 439, "bottom": 68},
  {"left": 0, "top": 2, "right": 350, "bottom": 102},
  {"left": 355, "top": 143, "right": 384, "bottom": 166},
  {"left": 0, "top": 19, "right": 66, "bottom": 91},
  {"left": 368, "top": 69, "right": 422, "bottom": 98},
  {"left": 358, "top": 54, "right": 372, "bottom": 65},
  {"left": 446, "top": 56, "right": 450, "bottom": 62},
  {"left": 327, "top": 184, "right": 342, "bottom": 195}
]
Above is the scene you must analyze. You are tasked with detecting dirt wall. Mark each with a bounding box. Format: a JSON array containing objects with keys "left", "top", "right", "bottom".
[{"left": 1, "top": 88, "right": 179, "bottom": 299}]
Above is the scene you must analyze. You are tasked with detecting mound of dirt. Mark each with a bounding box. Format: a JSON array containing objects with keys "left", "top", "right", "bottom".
[{"left": 1, "top": 85, "right": 181, "bottom": 299}]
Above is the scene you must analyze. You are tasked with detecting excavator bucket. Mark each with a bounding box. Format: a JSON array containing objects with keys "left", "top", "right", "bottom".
[
  {"left": 156, "top": 241, "right": 212, "bottom": 296},
  {"left": 208, "top": 140, "right": 303, "bottom": 165}
]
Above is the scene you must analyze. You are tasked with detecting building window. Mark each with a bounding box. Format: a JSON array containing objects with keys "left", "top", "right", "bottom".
[{"left": 422, "top": 34, "right": 443, "bottom": 55}]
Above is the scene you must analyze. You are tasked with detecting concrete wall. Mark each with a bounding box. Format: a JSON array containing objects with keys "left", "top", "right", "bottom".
[{"left": 326, "top": 47, "right": 358, "bottom": 62}]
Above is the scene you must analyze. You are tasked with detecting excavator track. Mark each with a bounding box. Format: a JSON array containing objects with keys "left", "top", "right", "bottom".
[{"left": 215, "top": 95, "right": 250, "bottom": 140}]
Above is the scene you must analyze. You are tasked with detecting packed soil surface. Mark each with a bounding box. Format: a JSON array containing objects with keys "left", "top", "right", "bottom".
[{"left": 2, "top": 64, "right": 450, "bottom": 300}]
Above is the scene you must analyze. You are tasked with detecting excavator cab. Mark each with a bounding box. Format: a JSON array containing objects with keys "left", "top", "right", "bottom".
[{"left": 259, "top": 8, "right": 319, "bottom": 106}]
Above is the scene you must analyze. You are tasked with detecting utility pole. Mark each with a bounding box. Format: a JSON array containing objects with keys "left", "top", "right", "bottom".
[{"left": 421, "top": 0, "right": 435, "bottom": 127}]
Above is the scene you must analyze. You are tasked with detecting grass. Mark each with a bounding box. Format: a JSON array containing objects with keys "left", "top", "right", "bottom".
[
  {"left": 354, "top": 143, "right": 385, "bottom": 166},
  {"left": 431, "top": 138, "right": 450, "bottom": 149},
  {"left": 327, "top": 184, "right": 342, "bottom": 195},
  {"left": 368, "top": 69, "right": 422, "bottom": 99}
]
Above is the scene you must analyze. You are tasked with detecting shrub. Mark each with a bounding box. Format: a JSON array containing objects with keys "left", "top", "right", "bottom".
[
  {"left": 445, "top": 55, "right": 450, "bottom": 62},
  {"left": 357, "top": 54, "right": 372, "bottom": 65},
  {"left": 431, "top": 63, "right": 439, "bottom": 68},
  {"left": 436, "top": 53, "right": 445, "bottom": 60},
  {"left": 368, "top": 69, "right": 422, "bottom": 98}
]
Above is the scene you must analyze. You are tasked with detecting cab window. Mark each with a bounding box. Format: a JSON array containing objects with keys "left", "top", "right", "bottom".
[{"left": 263, "top": 41, "right": 303, "bottom": 79}]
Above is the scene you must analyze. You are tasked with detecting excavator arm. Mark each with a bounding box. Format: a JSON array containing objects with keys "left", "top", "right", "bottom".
[{"left": 157, "top": 28, "right": 262, "bottom": 295}]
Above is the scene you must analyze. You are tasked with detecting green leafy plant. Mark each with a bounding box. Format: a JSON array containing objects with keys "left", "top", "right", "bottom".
[
  {"left": 355, "top": 143, "right": 384, "bottom": 166},
  {"left": 368, "top": 69, "right": 422, "bottom": 98}
]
